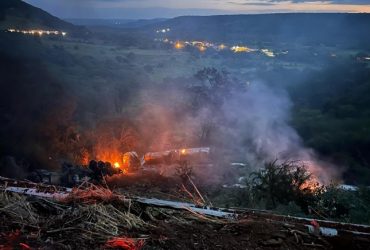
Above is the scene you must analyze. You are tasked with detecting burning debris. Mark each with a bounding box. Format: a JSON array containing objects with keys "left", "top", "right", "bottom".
[
  {"left": 27, "top": 147, "right": 211, "bottom": 187},
  {"left": 143, "top": 147, "right": 210, "bottom": 167}
]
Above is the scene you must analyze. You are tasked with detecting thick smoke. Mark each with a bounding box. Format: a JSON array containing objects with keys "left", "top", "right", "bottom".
[
  {"left": 219, "top": 82, "right": 341, "bottom": 183},
  {"left": 0, "top": 36, "right": 340, "bottom": 183},
  {"left": 128, "top": 74, "right": 340, "bottom": 184}
]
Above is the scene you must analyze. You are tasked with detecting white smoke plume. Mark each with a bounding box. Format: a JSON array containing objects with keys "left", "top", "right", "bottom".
[{"left": 220, "top": 81, "right": 341, "bottom": 183}]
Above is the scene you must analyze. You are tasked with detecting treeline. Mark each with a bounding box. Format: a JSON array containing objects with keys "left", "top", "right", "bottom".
[
  {"left": 149, "top": 13, "right": 370, "bottom": 48},
  {"left": 289, "top": 60, "right": 370, "bottom": 185}
]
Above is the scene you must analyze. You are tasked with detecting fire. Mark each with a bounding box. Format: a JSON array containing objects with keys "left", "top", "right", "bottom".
[
  {"left": 299, "top": 174, "right": 321, "bottom": 192},
  {"left": 114, "top": 162, "right": 120, "bottom": 168}
]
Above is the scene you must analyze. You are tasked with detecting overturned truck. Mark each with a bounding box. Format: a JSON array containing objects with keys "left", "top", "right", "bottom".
[{"left": 129, "top": 147, "right": 211, "bottom": 171}]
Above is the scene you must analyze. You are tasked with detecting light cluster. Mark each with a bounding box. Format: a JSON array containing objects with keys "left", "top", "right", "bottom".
[
  {"left": 155, "top": 38, "right": 280, "bottom": 57},
  {"left": 156, "top": 28, "right": 170, "bottom": 33},
  {"left": 7, "top": 29, "right": 67, "bottom": 37}
]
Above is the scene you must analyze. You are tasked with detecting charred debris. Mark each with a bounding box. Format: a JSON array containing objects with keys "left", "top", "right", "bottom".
[
  {"left": 1, "top": 176, "right": 370, "bottom": 249},
  {"left": 28, "top": 147, "right": 211, "bottom": 187}
]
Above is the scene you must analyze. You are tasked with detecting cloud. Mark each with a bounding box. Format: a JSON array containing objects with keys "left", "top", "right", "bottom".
[
  {"left": 229, "top": 0, "right": 370, "bottom": 5},
  {"left": 228, "top": 1, "right": 276, "bottom": 6},
  {"left": 291, "top": 0, "right": 370, "bottom": 4},
  {"left": 24, "top": 0, "right": 370, "bottom": 19}
]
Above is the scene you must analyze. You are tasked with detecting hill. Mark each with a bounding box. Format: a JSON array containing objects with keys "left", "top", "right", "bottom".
[
  {"left": 0, "top": 0, "right": 86, "bottom": 35},
  {"left": 67, "top": 18, "right": 167, "bottom": 28},
  {"left": 148, "top": 13, "right": 370, "bottom": 48}
]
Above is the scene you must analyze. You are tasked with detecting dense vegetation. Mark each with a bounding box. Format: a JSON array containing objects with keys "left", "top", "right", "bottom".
[
  {"left": 249, "top": 161, "right": 370, "bottom": 224},
  {"left": 290, "top": 61, "right": 370, "bottom": 185}
]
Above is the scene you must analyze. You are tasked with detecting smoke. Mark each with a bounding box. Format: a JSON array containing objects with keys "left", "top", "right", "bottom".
[
  {"left": 219, "top": 82, "right": 341, "bottom": 183},
  {"left": 125, "top": 73, "right": 341, "bottom": 184},
  {"left": 0, "top": 156, "right": 28, "bottom": 179},
  {"left": 0, "top": 35, "right": 341, "bottom": 184},
  {"left": 0, "top": 46, "right": 340, "bottom": 184}
]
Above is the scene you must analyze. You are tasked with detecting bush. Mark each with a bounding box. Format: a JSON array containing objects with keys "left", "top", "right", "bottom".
[
  {"left": 314, "top": 185, "right": 370, "bottom": 224},
  {"left": 250, "top": 160, "right": 316, "bottom": 210}
]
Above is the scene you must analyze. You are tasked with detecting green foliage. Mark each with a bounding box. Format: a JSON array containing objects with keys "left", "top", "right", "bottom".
[
  {"left": 189, "top": 67, "right": 234, "bottom": 112},
  {"left": 220, "top": 161, "right": 370, "bottom": 224},
  {"left": 314, "top": 185, "right": 370, "bottom": 224},
  {"left": 250, "top": 160, "right": 316, "bottom": 210},
  {"left": 234, "top": 160, "right": 370, "bottom": 224},
  {"left": 290, "top": 61, "right": 370, "bottom": 185}
]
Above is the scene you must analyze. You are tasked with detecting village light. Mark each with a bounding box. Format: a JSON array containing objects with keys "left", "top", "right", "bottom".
[
  {"left": 231, "top": 46, "right": 255, "bottom": 53},
  {"left": 218, "top": 44, "right": 227, "bottom": 50},
  {"left": 174, "top": 41, "right": 184, "bottom": 50},
  {"left": 198, "top": 46, "right": 206, "bottom": 52},
  {"left": 7, "top": 28, "right": 67, "bottom": 37},
  {"left": 261, "top": 49, "right": 275, "bottom": 57}
]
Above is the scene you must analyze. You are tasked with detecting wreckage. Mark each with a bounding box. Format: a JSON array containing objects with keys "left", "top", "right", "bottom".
[
  {"left": 121, "top": 147, "right": 211, "bottom": 172},
  {"left": 30, "top": 147, "right": 211, "bottom": 186}
]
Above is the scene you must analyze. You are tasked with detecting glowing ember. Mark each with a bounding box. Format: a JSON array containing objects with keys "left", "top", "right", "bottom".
[
  {"left": 300, "top": 178, "right": 321, "bottom": 191},
  {"left": 114, "top": 162, "right": 120, "bottom": 168},
  {"left": 105, "top": 237, "right": 145, "bottom": 250}
]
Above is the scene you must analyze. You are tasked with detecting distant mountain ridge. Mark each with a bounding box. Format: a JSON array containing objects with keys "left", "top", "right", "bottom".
[
  {"left": 67, "top": 18, "right": 168, "bottom": 28},
  {"left": 0, "top": 0, "right": 85, "bottom": 35}
]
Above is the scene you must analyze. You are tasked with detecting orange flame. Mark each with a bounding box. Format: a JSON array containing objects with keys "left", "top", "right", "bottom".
[{"left": 300, "top": 176, "right": 321, "bottom": 192}]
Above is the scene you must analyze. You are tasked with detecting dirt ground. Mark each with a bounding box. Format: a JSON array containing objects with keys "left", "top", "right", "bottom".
[{"left": 1, "top": 174, "right": 370, "bottom": 250}]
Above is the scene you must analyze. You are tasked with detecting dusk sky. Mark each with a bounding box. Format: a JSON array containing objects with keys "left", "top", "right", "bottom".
[{"left": 24, "top": 0, "right": 370, "bottom": 19}]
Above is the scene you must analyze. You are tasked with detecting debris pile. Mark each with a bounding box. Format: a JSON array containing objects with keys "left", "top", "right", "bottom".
[{"left": 1, "top": 177, "right": 370, "bottom": 249}]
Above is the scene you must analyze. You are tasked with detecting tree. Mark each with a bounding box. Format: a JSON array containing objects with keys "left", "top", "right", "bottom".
[
  {"left": 188, "top": 67, "right": 242, "bottom": 112},
  {"left": 250, "top": 160, "right": 316, "bottom": 210}
]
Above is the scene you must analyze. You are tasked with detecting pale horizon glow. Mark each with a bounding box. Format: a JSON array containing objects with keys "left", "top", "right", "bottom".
[{"left": 24, "top": 0, "right": 370, "bottom": 19}]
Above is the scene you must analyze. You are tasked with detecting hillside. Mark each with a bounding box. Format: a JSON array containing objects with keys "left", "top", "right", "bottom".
[
  {"left": 67, "top": 18, "right": 167, "bottom": 28},
  {"left": 0, "top": 0, "right": 86, "bottom": 35},
  {"left": 148, "top": 13, "right": 370, "bottom": 48}
]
